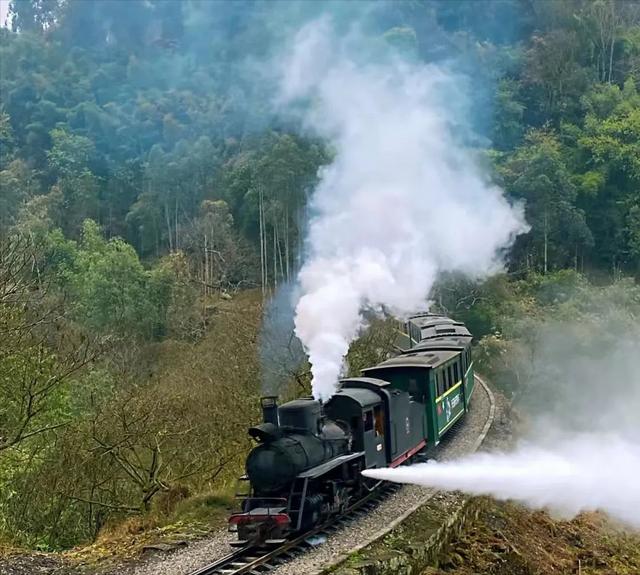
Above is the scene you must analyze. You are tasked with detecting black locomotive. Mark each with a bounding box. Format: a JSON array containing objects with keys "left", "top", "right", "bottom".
[{"left": 229, "top": 313, "right": 474, "bottom": 544}]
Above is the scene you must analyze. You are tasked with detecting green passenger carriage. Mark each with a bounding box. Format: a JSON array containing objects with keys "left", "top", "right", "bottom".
[{"left": 363, "top": 313, "right": 474, "bottom": 446}]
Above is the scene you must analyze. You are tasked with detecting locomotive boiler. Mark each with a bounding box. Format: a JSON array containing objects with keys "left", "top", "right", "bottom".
[{"left": 246, "top": 397, "right": 350, "bottom": 493}]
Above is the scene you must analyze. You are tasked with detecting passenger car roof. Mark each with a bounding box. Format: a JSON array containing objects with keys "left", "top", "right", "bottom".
[
  {"left": 408, "top": 337, "right": 471, "bottom": 352},
  {"left": 362, "top": 349, "right": 459, "bottom": 371}
]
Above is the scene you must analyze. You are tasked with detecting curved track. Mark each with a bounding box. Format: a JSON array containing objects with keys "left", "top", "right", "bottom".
[{"left": 187, "top": 375, "right": 495, "bottom": 575}]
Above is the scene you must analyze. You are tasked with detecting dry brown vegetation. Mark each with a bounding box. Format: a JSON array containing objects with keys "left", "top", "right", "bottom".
[
  {"left": 0, "top": 249, "right": 265, "bottom": 551},
  {"left": 428, "top": 499, "right": 640, "bottom": 575}
]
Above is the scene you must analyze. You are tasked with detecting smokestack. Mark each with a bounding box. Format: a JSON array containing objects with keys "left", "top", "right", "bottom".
[{"left": 261, "top": 396, "right": 279, "bottom": 426}]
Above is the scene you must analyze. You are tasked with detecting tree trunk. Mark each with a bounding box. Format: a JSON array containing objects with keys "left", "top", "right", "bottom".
[
  {"left": 174, "top": 194, "right": 179, "bottom": 251},
  {"left": 285, "top": 206, "right": 290, "bottom": 282},
  {"left": 600, "top": 19, "right": 607, "bottom": 82},
  {"left": 164, "top": 202, "right": 173, "bottom": 252},
  {"left": 277, "top": 220, "right": 285, "bottom": 284},
  {"left": 273, "top": 220, "right": 277, "bottom": 289},
  {"left": 259, "top": 188, "right": 266, "bottom": 296},
  {"left": 204, "top": 232, "right": 208, "bottom": 297},
  {"left": 543, "top": 210, "right": 548, "bottom": 274},
  {"left": 608, "top": 11, "right": 615, "bottom": 84}
]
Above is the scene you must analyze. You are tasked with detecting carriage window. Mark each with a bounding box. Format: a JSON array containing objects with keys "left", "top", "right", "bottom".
[
  {"left": 374, "top": 406, "right": 384, "bottom": 437},
  {"left": 454, "top": 362, "right": 459, "bottom": 383},
  {"left": 437, "top": 371, "right": 444, "bottom": 396},
  {"left": 448, "top": 365, "right": 454, "bottom": 389},
  {"left": 364, "top": 410, "right": 374, "bottom": 432},
  {"left": 409, "top": 378, "right": 419, "bottom": 395}
]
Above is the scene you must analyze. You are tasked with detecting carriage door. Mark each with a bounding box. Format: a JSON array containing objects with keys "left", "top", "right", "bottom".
[{"left": 363, "top": 404, "right": 386, "bottom": 468}]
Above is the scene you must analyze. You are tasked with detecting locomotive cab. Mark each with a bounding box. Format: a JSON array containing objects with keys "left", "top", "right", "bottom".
[{"left": 325, "top": 387, "right": 387, "bottom": 469}]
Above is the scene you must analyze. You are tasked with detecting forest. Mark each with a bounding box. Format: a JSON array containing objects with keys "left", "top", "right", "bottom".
[{"left": 0, "top": 0, "right": 639, "bottom": 552}]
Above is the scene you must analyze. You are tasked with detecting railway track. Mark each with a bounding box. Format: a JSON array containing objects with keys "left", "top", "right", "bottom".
[
  {"left": 187, "top": 483, "right": 400, "bottom": 575},
  {"left": 187, "top": 375, "right": 495, "bottom": 575}
]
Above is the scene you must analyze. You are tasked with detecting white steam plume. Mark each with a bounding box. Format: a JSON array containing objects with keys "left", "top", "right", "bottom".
[
  {"left": 364, "top": 308, "right": 640, "bottom": 528},
  {"left": 278, "top": 18, "right": 527, "bottom": 401},
  {"left": 363, "top": 435, "right": 640, "bottom": 528}
]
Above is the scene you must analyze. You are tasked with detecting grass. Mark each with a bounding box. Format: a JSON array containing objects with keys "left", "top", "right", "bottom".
[
  {"left": 171, "top": 490, "right": 236, "bottom": 527},
  {"left": 62, "top": 487, "right": 236, "bottom": 568}
]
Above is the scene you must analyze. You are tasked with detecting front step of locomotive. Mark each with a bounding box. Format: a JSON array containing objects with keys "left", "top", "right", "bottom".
[{"left": 228, "top": 500, "right": 291, "bottom": 546}]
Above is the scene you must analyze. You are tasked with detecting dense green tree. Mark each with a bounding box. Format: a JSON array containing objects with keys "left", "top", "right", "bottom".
[
  {"left": 0, "top": 234, "right": 94, "bottom": 454},
  {"left": 577, "top": 101, "right": 640, "bottom": 271},
  {"left": 499, "top": 130, "right": 593, "bottom": 273},
  {"left": 47, "top": 220, "right": 174, "bottom": 339},
  {"left": 492, "top": 78, "right": 526, "bottom": 150},
  {"left": 0, "top": 159, "right": 38, "bottom": 229},
  {"left": 9, "top": 0, "right": 60, "bottom": 33},
  {"left": 218, "top": 133, "right": 328, "bottom": 290}
]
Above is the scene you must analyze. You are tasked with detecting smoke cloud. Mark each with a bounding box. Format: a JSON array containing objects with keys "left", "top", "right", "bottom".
[
  {"left": 278, "top": 18, "right": 527, "bottom": 400},
  {"left": 364, "top": 290, "right": 640, "bottom": 529}
]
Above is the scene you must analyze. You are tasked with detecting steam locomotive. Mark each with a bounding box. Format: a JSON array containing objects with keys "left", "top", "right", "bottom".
[{"left": 228, "top": 313, "right": 474, "bottom": 545}]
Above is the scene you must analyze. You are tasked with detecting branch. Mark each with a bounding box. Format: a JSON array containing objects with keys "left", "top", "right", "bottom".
[
  {"left": 0, "top": 420, "right": 69, "bottom": 452},
  {"left": 61, "top": 494, "right": 140, "bottom": 513}
]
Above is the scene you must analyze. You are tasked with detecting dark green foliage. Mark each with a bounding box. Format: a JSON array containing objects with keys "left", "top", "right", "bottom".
[
  {"left": 498, "top": 129, "right": 593, "bottom": 272},
  {"left": 1, "top": 0, "right": 639, "bottom": 275}
]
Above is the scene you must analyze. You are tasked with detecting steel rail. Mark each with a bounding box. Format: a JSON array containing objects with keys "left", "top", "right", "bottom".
[{"left": 186, "top": 483, "right": 398, "bottom": 575}]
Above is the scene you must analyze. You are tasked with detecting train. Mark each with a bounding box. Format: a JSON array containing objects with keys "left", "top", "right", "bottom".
[{"left": 228, "top": 313, "right": 474, "bottom": 545}]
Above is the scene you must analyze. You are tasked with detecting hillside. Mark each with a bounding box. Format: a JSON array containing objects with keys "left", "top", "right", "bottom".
[
  {"left": 430, "top": 500, "right": 640, "bottom": 575},
  {"left": 1, "top": 0, "right": 639, "bottom": 557}
]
